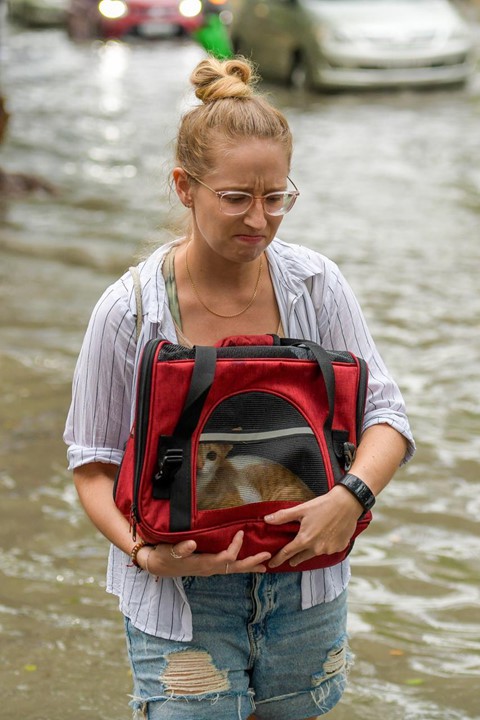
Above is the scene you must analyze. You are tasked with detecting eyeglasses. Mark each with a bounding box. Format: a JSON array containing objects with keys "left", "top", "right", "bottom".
[{"left": 187, "top": 174, "right": 300, "bottom": 217}]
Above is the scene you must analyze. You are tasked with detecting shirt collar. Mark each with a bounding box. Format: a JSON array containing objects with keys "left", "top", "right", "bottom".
[{"left": 144, "top": 237, "right": 321, "bottom": 325}]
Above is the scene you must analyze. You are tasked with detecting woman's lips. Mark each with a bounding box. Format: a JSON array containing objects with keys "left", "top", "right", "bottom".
[{"left": 235, "top": 235, "right": 264, "bottom": 244}]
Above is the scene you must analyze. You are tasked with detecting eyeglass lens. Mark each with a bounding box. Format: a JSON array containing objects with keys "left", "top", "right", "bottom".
[{"left": 219, "top": 191, "right": 297, "bottom": 216}]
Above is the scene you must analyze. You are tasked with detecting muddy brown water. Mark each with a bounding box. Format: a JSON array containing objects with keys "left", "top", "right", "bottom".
[{"left": 1, "top": 22, "right": 479, "bottom": 720}]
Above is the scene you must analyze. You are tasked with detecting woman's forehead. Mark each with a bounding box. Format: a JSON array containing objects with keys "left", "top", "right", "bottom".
[{"left": 206, "top": 137, "right": 290, "bottom": 181}]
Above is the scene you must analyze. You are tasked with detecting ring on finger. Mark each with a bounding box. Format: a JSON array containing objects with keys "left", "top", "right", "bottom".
[
  {"left": 225, "top": 562, "right": 230, "bottom": 574},
  {"left": 170, "top": 546, "right": 182, "bottom": 560}
]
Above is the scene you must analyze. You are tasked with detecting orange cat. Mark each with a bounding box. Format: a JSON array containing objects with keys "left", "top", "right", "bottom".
[{"left": 196, "top": 442, "right": 315, "bottom": 510}]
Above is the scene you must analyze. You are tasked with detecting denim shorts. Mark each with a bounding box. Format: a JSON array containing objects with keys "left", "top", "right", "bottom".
[{"left": 124, "top": 573, "right": 350, "bottom": 720}]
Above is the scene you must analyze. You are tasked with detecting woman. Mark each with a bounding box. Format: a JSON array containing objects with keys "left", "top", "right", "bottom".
[{"left": 64, "top": 57, "right": 414, "bottom": 720}]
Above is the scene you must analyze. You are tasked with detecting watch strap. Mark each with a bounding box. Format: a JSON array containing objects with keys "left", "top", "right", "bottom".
[{"left": 339, "top": 473, "right": 375, "bottom": 515}]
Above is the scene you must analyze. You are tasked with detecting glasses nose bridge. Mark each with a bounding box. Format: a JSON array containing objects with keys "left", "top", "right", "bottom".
[{"left": 245, "top": 193, "right": 270, "bottom": 219}]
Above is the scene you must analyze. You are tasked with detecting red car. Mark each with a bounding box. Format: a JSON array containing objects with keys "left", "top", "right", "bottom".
[{"left": 67, "top": 0, "right": 229, "bottom": 40}]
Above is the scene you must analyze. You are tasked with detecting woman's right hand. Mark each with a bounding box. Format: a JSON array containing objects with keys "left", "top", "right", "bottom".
[
  {"left": 72, "top": 465, "right": 270, "bottom": 577},
  {"left": 137, "top": 530, "right": 271, "bottom": 577}
]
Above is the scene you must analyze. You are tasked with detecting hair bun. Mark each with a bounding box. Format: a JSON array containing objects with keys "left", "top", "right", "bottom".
[{"left": 190, "top": 57, "right": 257, "bottom": 103}]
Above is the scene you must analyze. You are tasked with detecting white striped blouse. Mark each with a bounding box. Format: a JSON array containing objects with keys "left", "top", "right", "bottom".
[{"left": 64, "top": 237, "right": 415, "bottom": 641}]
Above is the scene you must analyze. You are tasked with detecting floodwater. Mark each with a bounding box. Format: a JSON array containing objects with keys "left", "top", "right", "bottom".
[{"left": 1, "top": 20, "right": 480, "bottom": 720}]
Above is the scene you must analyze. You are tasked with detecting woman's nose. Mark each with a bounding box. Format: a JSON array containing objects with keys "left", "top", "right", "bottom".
[{"left": 244, "top": 197, "right": 268, "bottom": 228}]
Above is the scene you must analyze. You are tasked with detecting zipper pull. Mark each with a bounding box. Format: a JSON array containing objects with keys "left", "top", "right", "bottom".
[
  {"left": 130, "top": 505, "right": 138, "bottom": 541},
  {"left": 343, "top": 442, "right": 356, "bottom": 472}
]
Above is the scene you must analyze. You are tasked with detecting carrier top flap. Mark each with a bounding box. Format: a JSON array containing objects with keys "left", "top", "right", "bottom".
[{"left": 215, "top": 334, "right": 278, "bottom": 347}]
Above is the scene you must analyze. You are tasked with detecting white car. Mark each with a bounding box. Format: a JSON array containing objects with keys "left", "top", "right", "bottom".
[{"left": 231, "top": 0, "right": 475, "bottom": 89}]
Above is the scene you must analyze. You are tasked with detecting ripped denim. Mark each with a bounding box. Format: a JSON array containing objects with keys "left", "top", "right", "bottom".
[{"left": 124, "top": 574, "right": 351, "bottom": 720}]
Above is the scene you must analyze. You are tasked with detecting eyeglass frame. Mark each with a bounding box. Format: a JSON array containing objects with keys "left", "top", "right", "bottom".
[{"left": 185, "top": 172, "right": 300, "bottom": 217}]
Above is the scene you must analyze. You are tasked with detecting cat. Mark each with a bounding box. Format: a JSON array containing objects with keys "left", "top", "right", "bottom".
[{"left": 196, "top": 442, "right": 315, "bottom": 511}]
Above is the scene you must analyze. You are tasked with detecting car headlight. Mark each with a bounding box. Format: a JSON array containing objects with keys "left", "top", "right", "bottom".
[
  {"left": 98, "top": 0, "right": 128, "bottom": 19},
  {"left": 179, "top": 0, "right": 203, "bottom": 18}
]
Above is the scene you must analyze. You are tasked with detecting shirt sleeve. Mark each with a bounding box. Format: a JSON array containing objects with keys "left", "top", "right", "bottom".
[
  {"left": 63, "top": 280, "right": 137, "bottom": 470},
  {"left": 312, "top": 260, "right": 415, "bottom": 464}
]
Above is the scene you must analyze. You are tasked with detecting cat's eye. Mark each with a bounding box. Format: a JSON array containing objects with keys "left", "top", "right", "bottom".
[{"left": 206, "top": 451, "right": 217, "bottom": 461}]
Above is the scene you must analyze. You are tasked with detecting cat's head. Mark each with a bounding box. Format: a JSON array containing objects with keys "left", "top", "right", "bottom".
[
  {"left": 196, "top": 442, "right": 233, "bottom": 494},
  {"left": 196, "top": 442, "right": 233, "bottom": 473}
]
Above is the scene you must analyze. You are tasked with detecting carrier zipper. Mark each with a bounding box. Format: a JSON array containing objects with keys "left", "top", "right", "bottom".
[{"left": 131, "top": 338, "right": 163, "bottom": 533}]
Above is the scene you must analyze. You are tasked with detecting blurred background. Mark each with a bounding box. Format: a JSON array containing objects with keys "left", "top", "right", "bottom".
[{"left": 1, "top": 1, "right": 480, "bottom": 718}]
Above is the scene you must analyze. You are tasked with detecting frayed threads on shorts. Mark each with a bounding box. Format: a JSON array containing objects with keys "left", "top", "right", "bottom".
[
  {"left": 254, "top": 638, "right": 353, "bottom": 719},
  {"left": 130, "top": 689, "right": 252, "bottom": 720}
]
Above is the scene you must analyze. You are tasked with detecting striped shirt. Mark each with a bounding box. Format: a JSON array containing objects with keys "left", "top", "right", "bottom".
[{"left": 64, "top": 237, "right": 414, "bottom": 641}]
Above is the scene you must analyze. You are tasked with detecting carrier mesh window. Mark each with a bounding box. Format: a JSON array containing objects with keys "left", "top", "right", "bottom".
[{"left": 196, "top": 392, "right": 327, "bottom": 511}]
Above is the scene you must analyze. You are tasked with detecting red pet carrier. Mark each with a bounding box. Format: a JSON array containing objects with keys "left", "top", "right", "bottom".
[{"left": 114, "top": 334, "right": 370, "bottom": 572}]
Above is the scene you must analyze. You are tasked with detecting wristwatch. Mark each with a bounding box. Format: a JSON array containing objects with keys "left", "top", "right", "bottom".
[{"left": 338, "top": 473, "right": 376, "bottom": 517}]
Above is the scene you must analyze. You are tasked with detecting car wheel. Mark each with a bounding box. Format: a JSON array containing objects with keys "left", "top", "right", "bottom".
[{"left": 289, "top": 52, "right": 311, "bottom": 90}]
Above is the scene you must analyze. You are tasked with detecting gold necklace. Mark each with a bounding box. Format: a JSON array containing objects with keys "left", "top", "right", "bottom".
[{"left": 185, "top": 243, "right": 263, "bottom": 319}]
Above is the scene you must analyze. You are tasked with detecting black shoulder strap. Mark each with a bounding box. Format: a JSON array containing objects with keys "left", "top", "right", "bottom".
[
  {"left": 173, "top": 345, "right": 217, "bottom": 437},
  {"left": 152, "top": 346, "right": 217, "bottom": 532},
  {"left": 169, "top": 345, "right": 217, "bottom": 531}
]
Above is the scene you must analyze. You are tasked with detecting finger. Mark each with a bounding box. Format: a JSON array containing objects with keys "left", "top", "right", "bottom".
[
  {"left": 204, "top": 531, "right": 245, "bottom": 574},
  {"left": 287, "top": 551, "right": 315, "bottom": 568},
  {"left": 268, "top": 541, "right": 300, "bottom": 568},
  {"left": 234, "top": 551, "right": 272, "bottom": 569},
  {"left": 171, "top": 540, "right": 197, "bottom": 559},
  {"left": 223, "top": 535, "right": 273, "bottom": 567},
  {"left": 264, "top": 507, "right": 303, "bottom": 525},
  {"left": 247, "top": 562, "right": 269, "bottom": 573},
  {"left": 220, "top": 540, "right": 271, "bottom": 574},
  {"left": 231, "top": 551, "right": 272, "bottom": 574},
  {"left": 223, "top": 530, "right": 245, "bottom": 559}
]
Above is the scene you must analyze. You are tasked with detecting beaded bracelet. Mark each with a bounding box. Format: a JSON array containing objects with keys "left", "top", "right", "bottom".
[{"left": 129, "top": 538, "right": 148, "bottom": 568}]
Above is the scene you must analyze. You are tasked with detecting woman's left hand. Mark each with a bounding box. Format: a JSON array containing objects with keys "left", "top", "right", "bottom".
[{"left": 264, "top": 485, "right": 363, "bottom": 569}]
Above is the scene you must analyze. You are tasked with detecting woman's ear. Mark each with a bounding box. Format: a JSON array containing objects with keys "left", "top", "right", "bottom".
[{"left": 172, "top": 167, "right": 192, "bottom": 208}]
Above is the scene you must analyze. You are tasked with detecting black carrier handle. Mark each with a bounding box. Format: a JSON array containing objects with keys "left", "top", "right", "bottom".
[{"left": 280, "top": 338, "right": 336, "bottom": 425}]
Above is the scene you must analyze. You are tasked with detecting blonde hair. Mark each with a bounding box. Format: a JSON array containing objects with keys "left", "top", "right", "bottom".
[{"left": 175, "top": 57, "right": 293, "bottom": 178}]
